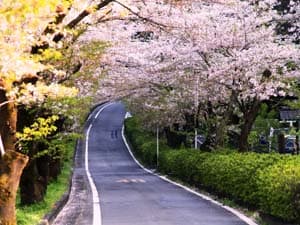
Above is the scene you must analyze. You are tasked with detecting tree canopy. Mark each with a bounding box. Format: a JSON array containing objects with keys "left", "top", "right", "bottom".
[{"left": 94, "top": 0, "right": 300, "bottom": 150}]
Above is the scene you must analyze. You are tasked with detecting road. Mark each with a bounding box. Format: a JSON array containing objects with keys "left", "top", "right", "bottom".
[
  {"left": 53, "top": 102, "right": 253, "bottom": 225},
  {"left": 87, "top": 102, "right": 252, "bottom": 225}
]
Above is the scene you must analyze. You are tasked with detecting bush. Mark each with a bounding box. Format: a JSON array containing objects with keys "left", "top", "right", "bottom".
[
  {"left": 159, "top": 149, "right": 211, "bottom": 185},
  {"left": 140, "top": 140, "right": 157, "bottom": 167},
  {"left": 257, "top": 157, "right": 300, "bottom": 222},
  {"left": 197, "top": 153, "right": 285, "bottom": 207}
]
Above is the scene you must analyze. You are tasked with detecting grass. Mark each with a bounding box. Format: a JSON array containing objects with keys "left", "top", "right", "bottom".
[{"left": 16, "top": 135, "right": 76, "bottom": 225}]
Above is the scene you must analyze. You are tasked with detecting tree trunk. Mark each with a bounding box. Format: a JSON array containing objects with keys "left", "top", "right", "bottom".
[
  {"left": 0, "top": 151, "right": 28, "bottom": 225},
  {"left": 0, "top": 101, "right": 17, "bottom": 153},
  {"left": 164, "top": 127, "right": 186, "bottom": 149},
  {"left": 48, "top": 156, "right": 61, "bottom": 181},
  {"left": 0, "top": 80, "right": 29, "bottom": 224},
  {"left": 238, "top": 101, "right": 261, "bottom": 152},
  {"left": 278, "top": 133, "right": 285, "bottom": 154},
  {"left": 20, "top": 142, "right": 49, "bottom": 205},
  {"left": 215, "top": 119, "right": 227, "bottom": 147},
  {"left": 20, "top": 158, "right": 48, "bottom": 205}
]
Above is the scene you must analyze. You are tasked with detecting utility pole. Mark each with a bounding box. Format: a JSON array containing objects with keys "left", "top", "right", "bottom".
[
  {"left": 269, "top": 127, "right": 274, "bottom": 152},
  {"left": 156, "top": 126, "right": 159, "bottom": 168},
  {"left": 194, "top": 129, "right": 198, "bottom": 149},
  {"left": 194, "top": 72, "right": 199, "bottom": 149}
]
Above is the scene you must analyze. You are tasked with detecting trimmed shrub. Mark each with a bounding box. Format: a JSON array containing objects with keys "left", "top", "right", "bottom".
[
  {"left": 159, "top": 149, "right": 211, "bottom": 185},
  {"left": 140, "top": 140, "right": 157, "bottom": 167},
  {"left": 257, "top": 157, "right": 300, "bottom": 222},
  {"left": 197, "top": 153, "right": 284, "bottom": 207}
]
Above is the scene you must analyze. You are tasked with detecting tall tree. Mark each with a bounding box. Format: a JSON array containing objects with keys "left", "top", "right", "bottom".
[
  {"left": 0, "top": 0, "right": 130, "bottom": 222},
  {"left": 0, "top": 1, "right": 75, "bottom": 223},
  {"left": 96, "top": 0, "right": 300, "bottom": 151}
]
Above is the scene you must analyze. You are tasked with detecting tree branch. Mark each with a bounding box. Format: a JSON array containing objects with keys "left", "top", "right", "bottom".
[
  {"left": 0, "top": 100, "right": 14, "bottom": 109},
  {"left": 113, "top": 0, "right": 168, "bottom": 29},
  {"left": 66, "top": 0, "right": 114, "bottom": 29},
  {"left": 43, "top": 5, "right": 69, "bottom": 35}
]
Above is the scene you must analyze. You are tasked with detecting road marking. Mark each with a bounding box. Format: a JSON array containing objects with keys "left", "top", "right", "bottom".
[
  {"left": 121, "top": 122, "right": 258, "bottom": 225},
  {"left": 95, "top": 102, "right": 114, "bottom": 119},
  {"left": 116, "top": 178, "right": 146, "bottom": 183},
  {"left": 116, "top": 179, "right": 130, "bottom": 183},
  {"left": 85, "top": 103, "right": 116, "bottom": 225},
  {"left": 85, "top": 125, "right": 102, "bottom": 225},
  {"left": 125, "top": 111, "right": 132, "bottom": 119},
  {"left": 87, "top": 113, "right": 93, "bottom": 121},
  {"left": 122, "top": 126, "right": 154, "bottom": 176}
]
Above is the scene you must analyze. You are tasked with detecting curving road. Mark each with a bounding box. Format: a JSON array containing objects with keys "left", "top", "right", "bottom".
[{"left": 54, "top": 102, "right": 254, "bottom": 225}]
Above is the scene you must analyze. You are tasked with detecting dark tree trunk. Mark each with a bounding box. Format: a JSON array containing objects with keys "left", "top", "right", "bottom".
[
  {"left": 238, "top": 101, "right": 261, "bottom": 152},
  {"left": 278, "top": 133, "right": 285, "bottom": 154},
  {"left": 20, "top": 143, "right": 49, "bottom": 205},
  {"left": 164, "top": 127, "right": 186, "bottom": 149},
  {"left": 20, "top": 158, "right": 48, "bottom": 205},
  {"left": 215, "top": 119, "right": 227, "bottom": 147},
  {"left": 48, "top": 157, "right": 61, "bottom": 181}
]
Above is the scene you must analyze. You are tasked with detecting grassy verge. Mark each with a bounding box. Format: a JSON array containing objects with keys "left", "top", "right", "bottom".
[{"left": 16, "top": 135, "right": 76, "bottom": 225}]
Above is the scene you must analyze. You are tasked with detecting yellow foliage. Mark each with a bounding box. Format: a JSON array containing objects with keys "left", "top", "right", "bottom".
[
  {"left": 40, "top": 49, "right": 63, "bottom": 61},
  {"left": 16, "top": 115, "right": 59, "bottom": 141},
  {"left": 0, "top": 0, "right": 78, "bottom": 106}
]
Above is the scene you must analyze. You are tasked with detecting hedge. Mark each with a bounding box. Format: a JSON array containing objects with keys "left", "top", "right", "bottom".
[
  {"left": 124, "top": 117, "right": 300, "bottom": 223},
  {"left": 196, "top": 153, "right": 286, "bottom": 206},
  {"left": 257, "top": 157, "right": 300, "bottom": 221}
]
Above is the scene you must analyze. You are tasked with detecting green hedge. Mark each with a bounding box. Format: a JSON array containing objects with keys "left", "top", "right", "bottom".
[
  {"left": 124, "top": 117, "right": 300, "bottom": 223},
  {"left": 159, "top": 149, "right": 211, "bottom": 185},
  {"left": 257, "top": 157, "right": 300, "bottom": 221},
  {"left": 197, "top": 153, "right": 286, "bottom": 205}
]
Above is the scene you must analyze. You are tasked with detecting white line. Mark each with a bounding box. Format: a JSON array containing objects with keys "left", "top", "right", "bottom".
[
  {"left": 95, "top": 102, "right": 114, "bottom": 119},
  {"left": 87, "top": 113, "right": 93, "bottom": 121},
  {"left": 85, "top": 102, "right": 117, "bottom": 225},
  {"left": 122, "top": 126, "right": 154, "bottom": 174},
  {"left": 121, "top": 123, "right": 258, "bottom": 225},
  {"left": 85, "top": 125, "right": 102, "bottom": 225}
]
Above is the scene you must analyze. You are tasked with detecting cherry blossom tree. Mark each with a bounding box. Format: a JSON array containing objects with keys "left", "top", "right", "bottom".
[
  {"left": 274, "top": 0, "right": 300, "bottom": 43},
  {"left": 0, "top": 0, "right": 126, "bottom": 223},
  {"left": 0, "top": 1, "right": 79, "bottom": 223},
  {"left": 94, "top": 0, "right": 299, "bottom": 151}
]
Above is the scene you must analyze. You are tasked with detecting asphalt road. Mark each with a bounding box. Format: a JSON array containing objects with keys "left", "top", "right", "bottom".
[{"left": 85, "top": 102, "right": 250, "bottom": 225}]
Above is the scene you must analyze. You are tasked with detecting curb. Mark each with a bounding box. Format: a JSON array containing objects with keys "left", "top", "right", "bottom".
[{"left": 38, "top": 192, "right": 70, "bottom": 225}]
